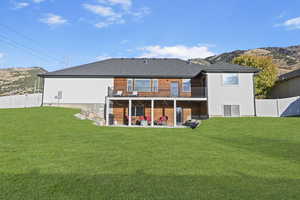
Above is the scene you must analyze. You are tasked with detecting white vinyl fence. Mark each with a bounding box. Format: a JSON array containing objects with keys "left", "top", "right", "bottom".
[
  {"left": 256, "top": 96, "right": 300, "bottom": 117},
  {"left": 0, "top": 93, "right": 42, "bottom": 109}
]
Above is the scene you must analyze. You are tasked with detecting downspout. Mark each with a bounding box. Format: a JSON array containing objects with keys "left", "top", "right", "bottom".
[{"left": 205, "top": 73, "right": 209, "bottom": 118}]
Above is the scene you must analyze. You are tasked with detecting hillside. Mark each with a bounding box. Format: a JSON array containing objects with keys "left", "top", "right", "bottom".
[
  {"left": 191, "top": 45, "right": 300, "bottom": 74},
  {"left": 0, "top": 67, "right": 47, "bottom": 96}
]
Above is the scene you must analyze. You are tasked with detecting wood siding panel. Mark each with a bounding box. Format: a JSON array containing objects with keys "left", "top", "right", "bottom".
[{"left": 113, "top": 77, "right": 206, "bottom": 97}]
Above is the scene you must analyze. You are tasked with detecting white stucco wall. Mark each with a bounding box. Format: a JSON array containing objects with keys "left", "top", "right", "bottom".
[
  {"left": 207, "top": 73, "right": 255, "bottom": 117},
  {"left": 43, "top": 78, "right": 113, "bottom": 104}
]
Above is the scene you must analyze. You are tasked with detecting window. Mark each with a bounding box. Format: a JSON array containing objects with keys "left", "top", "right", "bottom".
[
  {"left": 134, "top": 79, "right": 151, "bottom": 92},
  {"left": 127, "top": 79, "right": 133, "bottom": 92},
  {"left": 131, "top": 105, "right": 144, "bottom": 116},
  {"left": 182, "top": 79, "right": 191, "bottom": 92},
  {"left": 152, "top": 79, "right": 158, "bottom": 92},
  {"left": 222, "top": 74, "right": 239, "bottom": 85},
  {"left": 224, "top": 105, "right": 240, "bottom": 117}
]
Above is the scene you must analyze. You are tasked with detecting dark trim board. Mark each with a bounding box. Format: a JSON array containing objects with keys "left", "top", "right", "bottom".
[{"left": 38, "top": 74, "right": 198, "bottom": 78}]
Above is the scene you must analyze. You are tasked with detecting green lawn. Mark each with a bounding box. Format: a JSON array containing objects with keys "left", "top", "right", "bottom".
[{"left": 0, "top": 107, "right": 300, "bottom": 200}]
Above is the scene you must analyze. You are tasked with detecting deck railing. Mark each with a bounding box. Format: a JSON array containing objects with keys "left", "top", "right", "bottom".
[{"left": 107, "top": 86, "right": 207, "bottom": 98}]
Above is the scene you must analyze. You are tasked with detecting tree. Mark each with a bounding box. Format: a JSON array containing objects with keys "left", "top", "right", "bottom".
[{"left": 233, "top": 55, "right": 278, "bottom": 98}]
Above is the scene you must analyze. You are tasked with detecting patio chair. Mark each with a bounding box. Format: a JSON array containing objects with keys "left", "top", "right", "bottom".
[
  {"left": 130, "top": 91, "right": 138, "bottom": 96},
  {"left": 115, "top": 90, "right": 123, "bottom": 96}
]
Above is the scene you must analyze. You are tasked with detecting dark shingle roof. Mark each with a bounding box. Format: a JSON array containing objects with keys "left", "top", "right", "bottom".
[
  {"left": 278, "top": 68, "right": 300, "bottom": 81},
  {"left": 201, "top": 63, "right": 260, "bottom": 73},
  {"left": 39, "top": 58, "right": 259, "bottom": 78}
]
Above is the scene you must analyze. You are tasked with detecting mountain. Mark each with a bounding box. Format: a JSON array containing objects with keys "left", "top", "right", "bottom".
[
  {"left": 191, "top": 45, "right": 300, "bottom": 74},
  {"left": 0, "top": 67, "right": 47, "bottom": 96}
]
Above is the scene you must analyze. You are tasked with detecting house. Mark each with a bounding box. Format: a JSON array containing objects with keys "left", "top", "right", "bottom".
[
  {"left": 269, "top": 68, "right": 300, "bottom": 98},
  {"left": 39, "top": 58, "right": 259, "bottom": 127}
]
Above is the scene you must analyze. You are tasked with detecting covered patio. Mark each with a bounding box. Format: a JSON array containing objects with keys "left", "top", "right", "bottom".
[{"left": 105, "top": 97, "right": 208, "bottom": 127}]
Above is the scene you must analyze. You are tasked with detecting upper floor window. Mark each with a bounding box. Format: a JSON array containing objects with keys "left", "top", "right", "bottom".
[
  {"left": 134, "top": 79, "right": 151, "bottom": 92},
  {"left": 127, "top": 79, "right": 133, "bottom": 92},
  {"left": 182, "top": 79, "right": 191, "bottom": 92},
  {"left": 152, "top": 79, "right": 158, "bottom": 92},
  {"left": 222, "top": 74, "right": 239, "bottom": 85}
]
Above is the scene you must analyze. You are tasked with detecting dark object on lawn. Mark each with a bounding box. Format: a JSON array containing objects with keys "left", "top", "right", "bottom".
[{"left": 184, "top": 120, "right": 201, "bottom": 129}]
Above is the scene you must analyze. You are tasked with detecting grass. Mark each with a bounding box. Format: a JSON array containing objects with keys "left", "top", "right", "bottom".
[{"left": 0, "top": 107, "right": 300, "bottom": 200}]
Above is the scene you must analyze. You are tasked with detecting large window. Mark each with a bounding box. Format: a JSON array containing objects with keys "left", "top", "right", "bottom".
[
  {"left": 127, "top": 79, "right": 133, "bottom": 92},
  {"left": 134, "top": 79, "right": 151, "bottom": 92},
  {"left": 182, "top": 79, "right": 191, "bottom": 92},
  {"left": 131, "top": 105, "right": 144, "bottom": 116},
  {"left": 152, "top": 79, "right": 158, "bottom": 92},
  {"left": 224, "top": 105, "right": 240, "bottom": 117},
  {"left": 222, "top": 74, "right": 239, "bottom": 85}
]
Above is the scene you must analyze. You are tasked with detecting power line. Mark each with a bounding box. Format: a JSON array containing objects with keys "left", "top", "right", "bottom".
[
  {"left": 0, "top": 37, "right": 61, "bottom": 67},
  {"left": 0, "top": 23, "right": 64, "bottom": 63},
  {"left": 0, "top": 34, "right": 56, "bottom": 63}
]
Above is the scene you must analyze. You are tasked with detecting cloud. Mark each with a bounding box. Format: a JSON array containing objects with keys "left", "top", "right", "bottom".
[
  {"left": 139, "top": 45, "right": 215, "bottom": 60},
  {"left": 83, "top": 4, "right": 121, "bottom": 18},
  {"left": 95, "top": 18, "right": 125, "bottom": 28},
  {"left": 120, "top": 39, "right": 129, "bottom": 44},
  {"left": 281, "top": 16, "right": 300, "bottom": 30},
  {"left": 83, "top": 1, "right": 150, "bottom": 28},
  {"left": 83, "top": 4, "right": 125, "bottom": 28},
  {"left": 0, "top": 53, "right": 4, "bottom": 59},
  {"left": 40, "top": 13, "right": 68, "bottom": 26},
  {"left": 32, "top": 0, "right": 46, "bottom": 3},
  {"left": 95, "top": 55, "right": 111, "bottom": 61},
  {"left": 129, "top": 7, "right": 151, "bottom": 19},
  {"left": 14, "top": 2, "right": 30, "bottom": 9},
  {"left": 98, "top": 0, "right": 132, "bottom": 10}
]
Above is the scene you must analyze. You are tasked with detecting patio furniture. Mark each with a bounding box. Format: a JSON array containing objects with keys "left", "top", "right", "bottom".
[
  {"left": 184, "top": 119, "right": 201, "bottom": 129},
  {"left": 145, "top": 116, "right": 151, "bottom": 125},
  {"left": 158, "top": 116, "right": 168, "bottom": 126},
  {"left": 115, "top": 90, "right": 123, "bottom": 96},
  {"left": 130, "top": 91, "right": 138, "bottom": 96},
  {"left": 141, "top": 120, "right": 148, "bottom": 126}
]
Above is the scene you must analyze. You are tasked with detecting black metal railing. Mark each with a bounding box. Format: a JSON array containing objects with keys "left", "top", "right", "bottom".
[{"left": 107, "top": 87, "right": 207, "bottom": 98}]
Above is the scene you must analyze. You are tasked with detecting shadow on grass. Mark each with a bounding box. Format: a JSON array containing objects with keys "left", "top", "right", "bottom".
[
  {"left": 205, "top": 135, "right": 300, "bottom": 162},
  {"left": 1, "top": 170, "right": 299, "bottom": 200}
]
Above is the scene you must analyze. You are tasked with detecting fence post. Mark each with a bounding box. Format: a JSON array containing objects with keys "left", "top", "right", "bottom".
[{"left": 276, "top": 99, "right": 280, "bottom": 117}]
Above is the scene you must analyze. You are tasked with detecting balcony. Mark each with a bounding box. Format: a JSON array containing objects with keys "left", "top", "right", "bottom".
[{"left": 107, "top": 86, "right": 207, "bottom": 98}]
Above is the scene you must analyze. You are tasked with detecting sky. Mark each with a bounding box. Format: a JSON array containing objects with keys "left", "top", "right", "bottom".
[{"left": 0, "top": 0, "right": 300, "bottom": 71}]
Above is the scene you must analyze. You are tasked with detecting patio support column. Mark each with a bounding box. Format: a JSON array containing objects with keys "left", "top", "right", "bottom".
[
  {"left": 173, "top": 99, "right": 177, "bottom": 127},
  {"left": 151, "top": 99, "right": 154, "bottom": 127},
  {"left": 106, "top": 97, "right": 109, "bottom": 126},
  {"left": 128, "top": 99, "right": 132, "bottom": 126}
]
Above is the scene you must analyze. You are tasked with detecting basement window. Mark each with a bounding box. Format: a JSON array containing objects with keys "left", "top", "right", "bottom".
[{"left": 224, "top": 105, "right": 240, "bottom": 117}]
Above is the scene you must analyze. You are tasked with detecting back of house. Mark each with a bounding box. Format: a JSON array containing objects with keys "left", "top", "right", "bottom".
[{"left": 39, "top": 58, "right": 259, "bottom": 127}]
